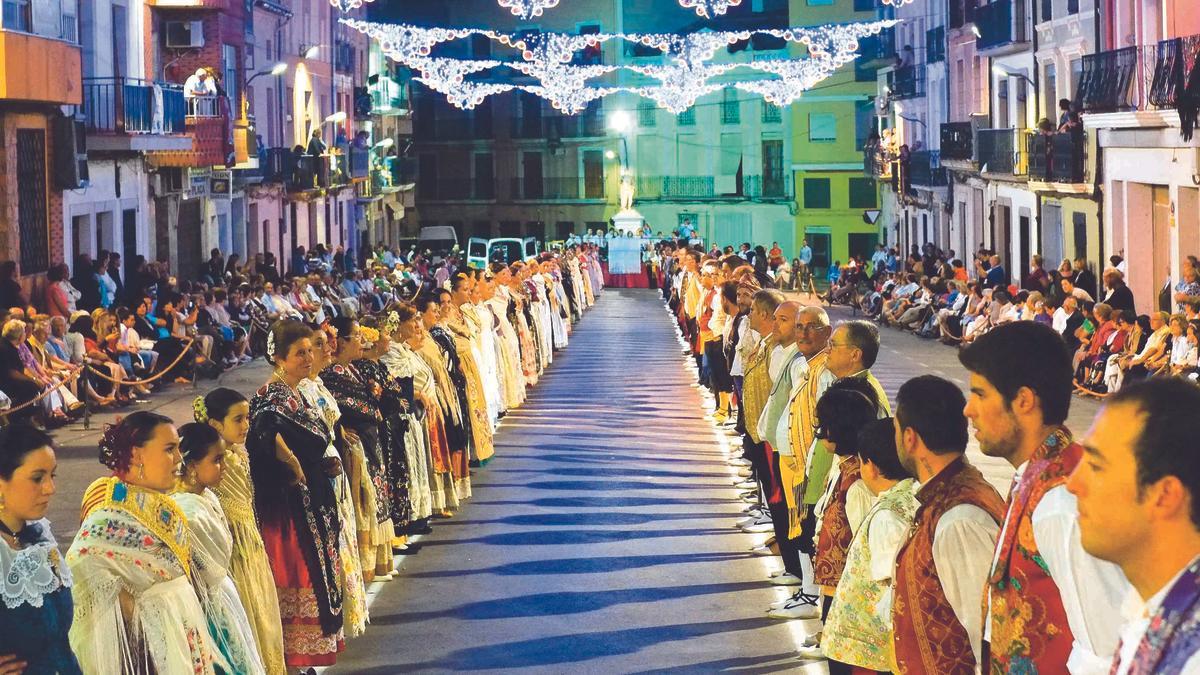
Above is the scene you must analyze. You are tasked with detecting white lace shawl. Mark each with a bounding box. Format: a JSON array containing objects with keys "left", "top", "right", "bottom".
[{"left": 0, "top": 519, "right": 72, "bottom": 610}]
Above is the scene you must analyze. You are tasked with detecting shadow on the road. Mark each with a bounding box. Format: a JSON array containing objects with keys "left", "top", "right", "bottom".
[
  {"left": 405, "top": 551, "right": 750, "bottom": 578},
  {"left": 471, "top": 495, "right": 732, "bottom": 508},
  {"left": 483, "top": 479, "right": 731, "bottom": 492},
  {"left": 426, "top": 510, "right": 724, "bottom": 528},
  {"left": 357, "top": 617, "right": 781, "bottom": 672},
  {"left": 487, "top": 466, "right": 728, "bottom": 479},
  {"left": 443, "top": 526, "right": 737, "bottom": 547},
  {"left": 630, "top": 652, "right": 809, "bottom": 674},
  {"left": 369, "top": 580, "right": 766, "bottom": 625}
]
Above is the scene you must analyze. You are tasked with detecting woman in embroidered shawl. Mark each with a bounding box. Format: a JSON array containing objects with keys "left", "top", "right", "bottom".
[
  {"left": 247, "top": 320, "right": 344, "bottom": 669},
  {"left": 484, "top": 267, "right": 527, "bottom": 410},
  {"left": 296, "top": 327, "right": 369, "bottom": 631},
  {"left": 416, "top": 294, "right": 472, "bottom": 502},
  {"left": 384, "top": 304, "right": 459, "bottom": 516},
  {"left": 0, "top": 424, "right": 81, "bottom": 675},
  {"left": 197, "top": 387, "right": 288, "bottom": 675},
  {"left": 171, "top": 422, "right": 267, "bottom": 675},
  {"left": 321, "top": 317, "right": 395, "bottom": 578},
  {"left": 68, "top": 412, "right": 230, "bottom": 674},
  {"left": 379, "top": 308, "right": 435, "bottom": 529},
  {"left": 353, "top": 321, "right": 416, "bottom": 543},
  {"left": 441, "top": 280, "right": 495, "bottom": 464}
]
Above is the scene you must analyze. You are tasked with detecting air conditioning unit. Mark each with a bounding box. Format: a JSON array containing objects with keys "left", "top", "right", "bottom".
[{"left": 164, "top": 20, "right": 204, "bottom": 49}]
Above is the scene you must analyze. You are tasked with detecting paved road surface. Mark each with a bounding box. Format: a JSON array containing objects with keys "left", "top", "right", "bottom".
[{"left": 38, "top": 289, "right": 1108, "bottom": 671}]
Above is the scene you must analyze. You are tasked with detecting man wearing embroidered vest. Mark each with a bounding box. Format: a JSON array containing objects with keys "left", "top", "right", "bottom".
[
  {"left": 891, "top": 375, "right": 1005, "bottom": 674},
  {"left": 765, "top": 306, "right": 832, "bottom": 620},
  {"left": 961, "top": 321, "right": 1131, "bottom": 675},
  {"left": 756, "top": 301, "right": 815, "bottom": 610},
  {"left": 733, "top": 287, "right": 778, "bottom": 534},
  {"left": 1068, "top": 378, "right": 1200, "bottom": 675},
  {"left": 792, "top": 320, "right": 893, "bottom": 650}
]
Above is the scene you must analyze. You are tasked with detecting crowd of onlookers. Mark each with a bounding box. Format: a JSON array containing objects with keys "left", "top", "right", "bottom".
[
  {"left": 0, "top": 241, "right": 547, "bottom": 428},
  {"left": 813, "top": 242, "right": 1200, "bottom": 397}
]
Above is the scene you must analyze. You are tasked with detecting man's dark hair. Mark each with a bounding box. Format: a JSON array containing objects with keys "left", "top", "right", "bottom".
[
  {"left": 720, "top": 280, "right": 739, "bottom": 305},
  {"left": 1059, "top": 98, "right": 1072, "bottom": 110},
  {"left": 816, "top": 378, "right": 882, "bottom": 457},
  {"left": 1108, "top": 377, "right": 1200, "bottom": 528},
  {"left": 895, "top": 375, "right": 968, "bottom": 455},
  {"left": 840, "top": 320, "right": 880, "bottom": 369},
  {"left": 858, "top": 417, "right": 910, "bottom": 480},
  {"left": 958, "top": 321, "right": 1072, "bottom": 425}
]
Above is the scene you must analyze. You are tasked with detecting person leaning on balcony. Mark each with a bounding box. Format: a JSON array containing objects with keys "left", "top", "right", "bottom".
[
  {"left": 307, "top": 129, "right": 327, "bottom": 157},
  {"left": 183, "top": 68, "right": 215, "bottom": 99}
]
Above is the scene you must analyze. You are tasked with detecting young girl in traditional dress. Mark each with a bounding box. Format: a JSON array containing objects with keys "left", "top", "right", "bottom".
[
  {"left": 197, "top": 387, "right": 288, "bottom": 675},
  {"left": 173, "top": 422, "right": 268, "bottom": 675},
  {"left": 823, "top": 418, "right": 917, "bottom": 675}
]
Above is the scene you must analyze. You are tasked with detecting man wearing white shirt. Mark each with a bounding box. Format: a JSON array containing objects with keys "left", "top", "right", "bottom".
[
  {"left": 961, "top": 322, "right": 1131, "bottom": 674},
  {"left": 1068, "top": 378, "right": 1200, "bottom": 675},
  {"left": 891, "top": 375, "right": 1006, "bottom": 674}
]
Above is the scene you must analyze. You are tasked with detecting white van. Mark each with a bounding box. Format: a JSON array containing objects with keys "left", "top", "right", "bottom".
[
  {"left": 466, "top": 237, "right": 540, "bottom": 269},
  {"left": 418, "top": 226, "right": 459, "bottom": 260}
]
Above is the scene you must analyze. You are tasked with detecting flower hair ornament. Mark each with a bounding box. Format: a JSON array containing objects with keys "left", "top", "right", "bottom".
[
  {"left": 385, "top": 311, "right": 401, "bottom": 335},
  {"left": 266, "top": 330, "right": 277, "bottom": 360},
  {"left": 98, "top": 417, "right": 133, "bottom": 472},
  {"left": 359, "top": 326, "right": 380, "bottom": 348},
  {"left": 193, "top": 396, "right": 209, "bottom": 424}
]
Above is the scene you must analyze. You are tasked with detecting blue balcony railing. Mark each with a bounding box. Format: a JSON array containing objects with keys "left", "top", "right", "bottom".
[{"left": 82, "top": 77, "right": 186, "bottom": 135}]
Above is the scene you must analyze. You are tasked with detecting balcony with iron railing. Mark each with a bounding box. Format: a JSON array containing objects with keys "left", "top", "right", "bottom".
[
  {"left": 287, "top": 154, "right": 331, "bottom": 192},
  {"left": 147, "top": 94, "right": 230, "bottom": 167},
  {"left": 975, "top": 0, "right": 1029, "bottom": 53},
  {"left": 1075, "top": 35, "right": 1200, "bottom": 119},
  {"left": 509, "top": 176, "right": 605, "bottom": 200},
  {"left": 891, "top": 66, "right": 926, "bottom": 100},
  {"left": 1028, "top": 131, "right": 1087, "bottom": 183},
  {"left": 417, "top": 178, "right": 490, "bottom": 201},
  {"left": 863, "top": 143, "right": 895, "bottom": 180},
  {"left": 940, "top": 121, "right": 974, "bottom": 161},
  {"left": 634, "top": 174, "right": 788, "bottom": 200},
  {"left": 510, "top": 114, "right": 606, "bottom": 139},
  {"left": 238, "top": 146, "right": 289, "bottom": 183},
  {"left": 370, "top": 77, "right": 409, "bottom": 115},
  {"left": 906, "top": 151, "right": 948, "bottom": 190},
  {"left": 81, "top": 77, "right": 193, "bottom": 153},
  {"left": 977, "top": 127, "right": 1032, "bottom": 177},
  {"left": 744, "top": 174, "right": 791, "bottom": 199}
]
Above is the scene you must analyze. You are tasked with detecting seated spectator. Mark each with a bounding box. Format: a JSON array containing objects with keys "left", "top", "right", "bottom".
[
  {"left": 1120, "top": 312, "right": 1171, "bottom": 382},
  {"left": 0, "top": 319, "right": 43, "bottom": 423},
  {"left": 1101, "top": 268, "right": 1137, "bottom": 316},
  {"left": 1168, "top": 314, "right": 1197, "bottom": 376}
]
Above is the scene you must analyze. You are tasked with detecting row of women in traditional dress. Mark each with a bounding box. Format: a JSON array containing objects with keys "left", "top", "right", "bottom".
[{"left": 0, "top": 253, "right": 598, "bottom": 674}]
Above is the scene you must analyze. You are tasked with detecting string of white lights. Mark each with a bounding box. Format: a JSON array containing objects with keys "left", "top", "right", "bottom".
[
  {"left": 342, "top": 19, "right": 897, "bottom": 111},
  {"left": 329, "top": 0, "right": 908, "bottom": 18}
]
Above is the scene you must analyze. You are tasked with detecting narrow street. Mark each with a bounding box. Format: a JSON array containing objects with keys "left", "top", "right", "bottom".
[{"left": 328, "top": 290, "right": 807, "bottom": 673}]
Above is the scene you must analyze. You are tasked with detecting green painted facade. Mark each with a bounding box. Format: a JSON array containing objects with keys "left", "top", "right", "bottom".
[{"left": 789, "top": 0, "right": 882, "bottom": 272}]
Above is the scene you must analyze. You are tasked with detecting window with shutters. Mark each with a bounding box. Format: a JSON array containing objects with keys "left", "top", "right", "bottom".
[
  {"left": 803, "top": 178, "right": 831, "bottom": 209},
  {"left": 809, "top": 113, "right": 837, "bottom": 142},
  {"left": 677, "top": 107, "right": 695, "bottom": 126},
  {"left": 721, "top": 87, "right": 740, "bottom": 124},
  {"left": 17, "top": 130, "right": 49, "bottom": 275},
  {"left": 761, "top": 100, "right": 781, "bottom": 123},
  {"left": 848, "top": 177, "right": 878, "bottom": 208},
  {"left": 638, "top": 102, "right": 657, "bottom": 127}
]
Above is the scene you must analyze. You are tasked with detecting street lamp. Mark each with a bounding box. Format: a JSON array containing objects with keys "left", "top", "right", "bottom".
[
  {"left": 606, "top": 111, "right": 633, "bottom": 171},
  {"left": 246, "top": 61, "right": 287, "bottom": 87},
  {"left": 302, "top": 44, "right": 320, "bottom": 60}
]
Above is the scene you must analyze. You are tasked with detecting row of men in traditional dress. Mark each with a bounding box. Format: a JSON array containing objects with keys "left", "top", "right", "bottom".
[
  {"left": 664, "top": 245, "right": 1200, "bottom": 674},
  {"left": 0, "top": 252, "right": 601, "bottom": 674}
]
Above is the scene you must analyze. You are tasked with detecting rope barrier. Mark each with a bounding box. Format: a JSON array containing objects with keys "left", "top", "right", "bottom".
[
  {"left": 1, "top": 365, "right": 86, "bottom": 415},
  {"left": 83, "top": 339, "right": 198, "bottom": 387}
]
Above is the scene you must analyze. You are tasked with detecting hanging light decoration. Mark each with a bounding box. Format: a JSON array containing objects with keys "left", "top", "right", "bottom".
[
  {"left": 340, "top": 19, "right": 898, "bottom": 111},
  {"left": 496, "top": 0, "right": 561, "bottom": 20},
  {"left": 329, "top": 0, "right": 374, "bottom": 9},
  {"left": 676, "top": 0, "right": 743, "bottom": 18}
]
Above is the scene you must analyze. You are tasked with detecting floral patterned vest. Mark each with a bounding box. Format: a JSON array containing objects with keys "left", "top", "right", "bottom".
[
  {"left": 824, "top": 478, "right": 919, "bottom": 672},
  {"left": 814, "top": 456, "right": 863, "bottom": 587},
  {"left": 893, "top": 457, "right": 1006, "bottom": 675},
  {"left": 987, "top": 427, "right": 1083, "bottom": 674}
]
